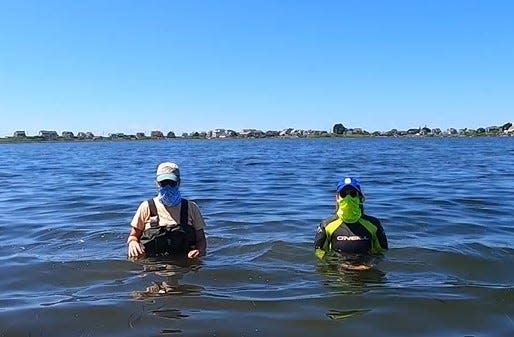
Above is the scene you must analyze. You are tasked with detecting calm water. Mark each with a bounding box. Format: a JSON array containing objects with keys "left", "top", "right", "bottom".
[{"left": 0, "top": 138, "right": 513, "bottom": 337}]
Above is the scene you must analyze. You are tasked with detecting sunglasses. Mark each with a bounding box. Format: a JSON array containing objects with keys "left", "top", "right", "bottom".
[
  {"left": 339, "top": 189, "right": 359, "bottom": 198},
  {"left": 159, "top": 180, "right": 178, "bottom": 187}
]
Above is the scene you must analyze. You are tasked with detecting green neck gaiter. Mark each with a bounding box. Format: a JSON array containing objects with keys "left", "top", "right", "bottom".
[{"left": 336, "top": 195, "right": 362, "bottom": 223}]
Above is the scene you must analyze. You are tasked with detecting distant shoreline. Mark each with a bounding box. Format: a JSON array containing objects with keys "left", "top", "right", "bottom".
[
  {"left": 2, "top": 122, "right": 513, "bottom": 143},
  {"left": 1, "top": 132, "right": 512, "bottom": 144}
]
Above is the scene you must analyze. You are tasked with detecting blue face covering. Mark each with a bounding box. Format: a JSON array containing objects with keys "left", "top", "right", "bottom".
[{"left": 158, "top": 186, "right": 182, "bottom": 207}]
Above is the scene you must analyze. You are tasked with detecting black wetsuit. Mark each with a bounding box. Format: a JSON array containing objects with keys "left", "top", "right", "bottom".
[{"left": 314, "top": 214, "right": 388, "bottom": 255}]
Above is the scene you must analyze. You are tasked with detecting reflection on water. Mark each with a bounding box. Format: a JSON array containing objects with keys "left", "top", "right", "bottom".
[
  {"left": 129, "top": 258, "right": 204, "bottom": 335},
  {"left": 318, "top": 254, "right": 387, "bottom": 322},
  {"left": 326, "top": 308, "right": 371, "bottom": 320},
  {"left": 131, "top": 258, "right": 204, "bottom": 300},
  {"left": 317, "top": 255, "right": 387, "bottom": 295}
]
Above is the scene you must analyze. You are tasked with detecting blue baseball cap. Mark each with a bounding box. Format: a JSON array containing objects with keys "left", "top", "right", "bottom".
[{"left": 336, "top": 177, "right": 364, "bottom": 196}]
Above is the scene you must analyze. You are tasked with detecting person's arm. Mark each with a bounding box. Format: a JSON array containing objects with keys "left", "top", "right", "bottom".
[
  {"left": 195, "top": 229, "right": 207, "bottom": 256},
  {"left": 127, "top": 201, "right": 149, "bottom": 258},
  {"left": 314, "top": 224, "right": 328, "bottom": 259},
  {"left": 127, "top": 226, "right": 142, "bottom": 244},
  {"left": 127, "top": 227, "right": 145, "bottom": 258},
  {"left": 187, "top": 201, "right": 207, "bottom": 259},
  {"left": 362, "top": 214, "right": 388, "bottom": 254},
  {"left": 376, "top": 222, "right": 388, "bottom": 250}
]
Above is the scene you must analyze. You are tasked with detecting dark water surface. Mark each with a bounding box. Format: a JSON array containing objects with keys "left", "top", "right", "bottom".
[{"left": 0, "top": 138, "right": 513, "bottom": 337}]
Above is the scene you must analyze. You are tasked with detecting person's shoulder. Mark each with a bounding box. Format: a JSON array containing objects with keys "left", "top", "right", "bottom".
[
  {"left": 137, "top": 198, "right": 152, "bottom": 208},
  {"left": 320, "top": 214, "right": 339, "bottom": 227},
  {"left": 184, "top": 198, "right": 196, "bottom": 206},
  {"left": 361, "top": 214, "right": 381, "bottom": 226},
  {"left": 133, "top": 198, "right": 154, "bottom": 219},
  {"left": 184, "top": 199, "right": 202, "bottom": 211},
  {"left": 141, "top": 196, "right": 159, "bottom": 202}
]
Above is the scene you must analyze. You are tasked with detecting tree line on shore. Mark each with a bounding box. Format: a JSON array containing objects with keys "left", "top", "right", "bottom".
[{"left": 2, "top": 122, "right": 513, "bottom": 143}]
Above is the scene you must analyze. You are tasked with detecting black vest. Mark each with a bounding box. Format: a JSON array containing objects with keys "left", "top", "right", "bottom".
[{"left": 140, "top": 198, "right": 196, "bottom": 256}]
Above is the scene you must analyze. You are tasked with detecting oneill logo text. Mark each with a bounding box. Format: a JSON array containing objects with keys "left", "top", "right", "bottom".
[{"left": 336, "top": 235, "right": 368, "bottom": 241}]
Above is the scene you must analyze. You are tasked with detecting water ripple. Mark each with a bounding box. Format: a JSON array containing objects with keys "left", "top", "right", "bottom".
[{"left": 0, "top": 138, "right": 513, "bottom": 337}]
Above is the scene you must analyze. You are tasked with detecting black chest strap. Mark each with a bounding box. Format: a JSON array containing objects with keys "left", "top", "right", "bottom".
[
  {"left": 147, "top": 198, "right": 189, "bottom": 230},
  {"left": 179, "top": 198, "right": 189, "bottom": 228},
  {"left": 148, "top": 198, "right": 159, "bottom": 221}
]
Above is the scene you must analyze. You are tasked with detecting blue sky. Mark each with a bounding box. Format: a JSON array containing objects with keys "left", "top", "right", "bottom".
[{"left": 0, "top": 0, "right": 513, "bottom": 137}]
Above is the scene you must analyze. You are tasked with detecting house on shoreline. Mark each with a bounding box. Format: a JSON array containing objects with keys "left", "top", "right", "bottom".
[
  {"left": 39, "top": 130, "right": 58, "bottom": 140},
  {"left": 77, "top": 132, "right": 95, "bottom": 139},
  {"left": 2, "top": 122, "right": 513, "bottom": 143}
]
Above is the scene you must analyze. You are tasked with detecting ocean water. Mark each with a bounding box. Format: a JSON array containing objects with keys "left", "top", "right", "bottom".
[{"left": 0, "top": 137, "right": 513, "bottom": 337}]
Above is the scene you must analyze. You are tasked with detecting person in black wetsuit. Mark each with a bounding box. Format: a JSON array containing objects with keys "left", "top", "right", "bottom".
[{"left": 314, "top": 177, "right": 388, "bottom": 267}]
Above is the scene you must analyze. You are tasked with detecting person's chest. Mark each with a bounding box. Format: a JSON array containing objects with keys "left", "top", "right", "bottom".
[
  {"left": 331, "top": 222, "right": 371, "bottom": 253},
  {"left": 145, "top": 203, "right": 182, "bottom": 229}
]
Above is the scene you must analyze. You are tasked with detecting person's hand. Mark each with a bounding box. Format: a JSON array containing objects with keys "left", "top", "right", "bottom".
[
  {"left": 187, "top": 249, "right": 200, "bottom": 259},
  {"left": 340, "top": 262, "right": 373, "bottom": 271},
  {"left": 315, "top": 248, "right": 326, "bottom": 259},
  {"left": 128, "top": 240, "right": 145, "bottom": 258}
]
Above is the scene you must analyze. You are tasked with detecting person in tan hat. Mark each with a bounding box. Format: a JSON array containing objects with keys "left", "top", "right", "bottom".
[{"left": 127, "top": 162, "right": 207, "bottom": 259}]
